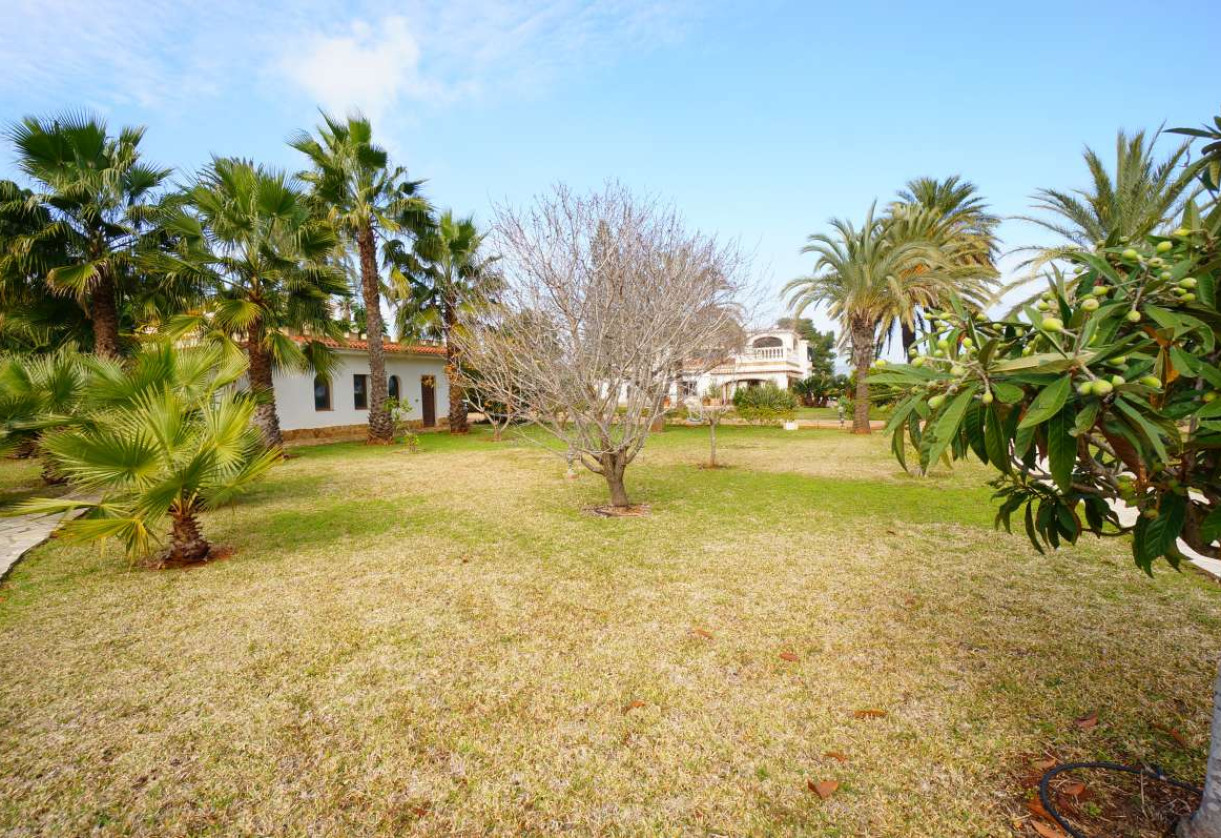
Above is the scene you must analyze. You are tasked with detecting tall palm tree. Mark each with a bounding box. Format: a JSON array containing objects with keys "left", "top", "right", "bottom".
[
  {"left": 387, "top": 211, "right": 499, "bottom": 433},
  {"left": 784, "top": 203, "right": 948, "bottom": 433},
  {"left": 0, "top": 179, "right": 92, "bottom": 351},
  {"left": 1018, "top": 129, "right": 1200, "bottom": 268},
  {"left": 156, "top": 158, "right": 345, "bottom": 448},
  {"left": 290, "top": 113, "right": 430, "bottom": 444},
  {"left": 4, "top": 113, "right": 174, "bottom": 357},
  {"left": 886, "top": 176, "right": 1000, "bottom": 352}
]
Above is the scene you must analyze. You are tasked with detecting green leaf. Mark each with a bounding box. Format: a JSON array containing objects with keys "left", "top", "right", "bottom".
[
  {"left": 1135, "top": 493, "right": 1187, "bottom": 567},
  {"left": 1047, "top": 407, "right": 1075, "bottom": 493},
  {"left": 1018, "top": 376, "right": 1072, "bottom": 429},
  {"left": 992, "top": 381, "right": 1024, "bottom": 404},
  {"left": 1113, "top": 397, "right": 1170, "bottom": 464},
  {"left": 984, "top": 404, "right": 1010, "bottom": 474},
  {"left": 922, "top": 385, "right": 978, "bottom": 473},
  {"left": 1201, "top": 507, "right": 1221, "bottom": 545},
  {"left": 1074, "top": 400, "right": 1101, "bottom": 435}
]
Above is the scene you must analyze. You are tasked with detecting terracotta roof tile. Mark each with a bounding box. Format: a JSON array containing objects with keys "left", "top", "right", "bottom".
[{"left": 290, "top": 335, "right": 446, "bottom": 356}]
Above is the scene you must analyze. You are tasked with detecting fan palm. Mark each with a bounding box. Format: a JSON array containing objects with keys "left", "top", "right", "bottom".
[
  {"left": 784, "top": 203, "right": 949, "bottom": 433},
  {"left": 387, "top": 211, "right": 499, "bottom": 433},
  {"left": 290, "top": 113, "right": 431, "bottom": 443},
  {"left": 0, "top": 345, "right": 87, "bottom": 479},
  {"left": 3, "top": 112, "right": 176, "bottom": 357},
  {"left": 154, "top": 157, "right": 345, "bottom": 448},
  {"left": 9, "top": 343, "right": 279, "bottom": 565},
  {"left": 1018, "top": 129, "right": 1200, "bottom": 268}
]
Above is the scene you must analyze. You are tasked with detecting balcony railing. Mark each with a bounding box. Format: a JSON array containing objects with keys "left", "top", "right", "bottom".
[{"left": 740, "top": 347, "right": 802, "bottom": 365}]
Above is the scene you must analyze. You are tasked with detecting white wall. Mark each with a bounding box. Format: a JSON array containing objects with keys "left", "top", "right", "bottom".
[{"left": 273, "top": 351, "right": 449, "bottom": 431}]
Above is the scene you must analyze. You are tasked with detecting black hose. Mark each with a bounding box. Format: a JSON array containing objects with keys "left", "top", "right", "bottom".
[{"left": 1038, "top": 761, "right": 1202, "bottom": 838}]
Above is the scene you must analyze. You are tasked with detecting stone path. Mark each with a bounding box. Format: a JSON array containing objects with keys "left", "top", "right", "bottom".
[{"left": 0, "top": 503, "right": 84, "bottom": 582}]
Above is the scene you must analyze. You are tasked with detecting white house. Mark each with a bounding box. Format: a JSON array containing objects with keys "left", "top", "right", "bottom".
[
  {"left": 671, "top": 327, "right": 812, "bottom": 401},
  {"left": 275, "top": 337, "right": 450, "bottom": 444}
]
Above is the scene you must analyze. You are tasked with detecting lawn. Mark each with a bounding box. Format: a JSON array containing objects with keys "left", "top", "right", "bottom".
[{"left": 0, "top": 425, "right": 1217, "bottom": 836}]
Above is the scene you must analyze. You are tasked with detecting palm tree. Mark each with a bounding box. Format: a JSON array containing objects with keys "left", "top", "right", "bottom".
[
  {"left": 388, "top": 211, "right": 499, "bottom": 433},
  {"left": 290, "top": 113, "right": 430, "bottom": 444},
  {"left": 784, "top": 204, "right": 949, "bottom": 433},
  {"left": 10, "top": 343, "right": 279, "bottom": 566},
  {"left": 1018, "top": 129, "right": 1200, "bottom": 268},
  {"left": 0, "top": 345, "right": 87, "bottom": 479},
  {"left": 886, "top": 176, "right": 1000, "bottom": 352},
  {"left": 4, "top": 113, "right": 174, "bottom": 357},
  {"left": 0, "top": 180, "right": 95, "bottom": 351},
  {"left": 156, "top": 157, "right": 345, "bottom": 448}
]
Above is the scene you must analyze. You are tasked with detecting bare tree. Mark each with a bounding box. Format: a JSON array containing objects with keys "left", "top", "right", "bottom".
[{"left": 461, "top": 184, "right": 750, "bottom": 508}]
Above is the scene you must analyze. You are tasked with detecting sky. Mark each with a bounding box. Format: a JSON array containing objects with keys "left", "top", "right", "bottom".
[{"left": 2, "top": 0, "right": 1219, "bottom": 363}]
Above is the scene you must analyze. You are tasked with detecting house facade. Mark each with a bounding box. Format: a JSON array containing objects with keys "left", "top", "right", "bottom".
[
  {"left": 275, "top": 337, "right": 450, "bottom": 443},
  {"left": 672, "top": 328, "right": 812, "bottom": 402}
]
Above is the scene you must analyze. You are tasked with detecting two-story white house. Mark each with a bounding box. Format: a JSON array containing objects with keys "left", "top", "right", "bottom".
[
  {"left": 671, "top": 327, "right": 812, "bottom": 402},
  {"left": 274, "top": 336, "right": 451, "bottom": 444}
]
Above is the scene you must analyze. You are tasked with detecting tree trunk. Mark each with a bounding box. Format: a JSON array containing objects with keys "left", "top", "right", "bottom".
[
  {"left": 709, "top": 420, "right": 718, "bottom": 467},
  {"left": 851, "top": 318, "right": 875, "bottom": 434},
  {"left": 358, "top": 224, "right": 394, "bottom": 444},
  {"left": 601, "top": 451, "right": 631, "bottom": 507},
  {"left": 901, "top": 321, "right": 917, "bottom": 358},
  {"left": 167, "top": 507, "right": 211, "bottom": 564},
  {"left": 90, "top": 269, "right": 121, "bottom": 359},
  {"left": 443, "top": 298, "right": 468, "bottom": 434},
  {"left": 246, "top": 330, "right": 283, "bottom": 449},
  {"left": 1180, "top": 657, "right": 1221, "bottom": 837}
]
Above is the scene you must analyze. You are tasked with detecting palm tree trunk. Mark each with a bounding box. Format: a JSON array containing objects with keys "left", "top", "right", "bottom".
[
  {"left": 1180, "top": 658, "right": 1221, "bottom": 837},
  {"left": 901, "top": 321, "right": 918, "bottom": 357},
  {"left": 90, "top": 269, "right": 121, "bottom": 359},
  {"left": 601, "top": 451, "right": 631, "bottom": 507},
  {"left": 358, "top": 224, "right": 394, "bottom": 444},
  {"left": 246, "top": 330, "right": 283, "bottom": 449},
  {"left": 167, "top": 506, "right": 210, "bottom": 564},
  {"left": 443, "top": 298, "right": 468, "bottom": 434},
  {"left": 851, "top": 318, "right": 875, "bottom": 434}
]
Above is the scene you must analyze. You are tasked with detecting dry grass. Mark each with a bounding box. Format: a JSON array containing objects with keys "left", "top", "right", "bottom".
[{"left": 0, "top": 425, "right": 1217, "bottom": 837}]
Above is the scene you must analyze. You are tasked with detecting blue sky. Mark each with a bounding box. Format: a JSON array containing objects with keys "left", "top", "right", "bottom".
[{"left": 3, "top": 0, "right": 1219, "bottom": 360}]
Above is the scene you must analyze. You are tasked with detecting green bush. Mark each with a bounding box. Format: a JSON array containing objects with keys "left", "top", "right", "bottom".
[{"left": 732, "top": 382, "right": 797, "bottom": 423}]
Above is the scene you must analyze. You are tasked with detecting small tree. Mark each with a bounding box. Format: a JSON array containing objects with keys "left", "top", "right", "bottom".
[
  {"left": 875, "top": 190, "right": 1221, "bottom": 834},
  {"left": 9, "top": 343, "right": 278, "bottom": 565},
  {"left": 686, "top": 385, "right": 733, "bottom": 467},
  {"left": 460, "top": 184, "right": 749, "bottom": 508}
]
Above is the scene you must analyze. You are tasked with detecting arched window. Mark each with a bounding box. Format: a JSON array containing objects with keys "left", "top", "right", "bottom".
[
  {"left": 313, "top": 375, "right": 331, "bottom": 411},
  {"left": 752, "top": 336, "right": 783, "bottom": 348},
  {"left": 388, "top": 374, "right": 401, "bottom": 401}
]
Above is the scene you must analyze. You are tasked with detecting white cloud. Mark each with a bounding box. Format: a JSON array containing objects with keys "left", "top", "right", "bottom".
[{"left": 276, "top": 16, "right": 453, "bottom": 119}]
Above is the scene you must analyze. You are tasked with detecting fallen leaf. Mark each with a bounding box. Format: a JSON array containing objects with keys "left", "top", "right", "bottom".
[
  {"left": 823, "top": 751, "right": 848, "bottom": 762},
  {"left": 1031, "top": 821, "right": 1066, "bottom": 838},
  {"left": 1153, "top": 722, "right": 1191, "bottom": 749},
  {"left": 853, "top": 709, "right": 887, "bottom": 719},
  {"left": 1061, "top": 781, "right": 1085, "bottom": 797},
  {"left": 691, "top": 628, "right": 713, "bottom": 640},
  {"left": 1033, "top": 757, "right": 1057, "bottom": 771},
  {"left": 1074, "top": 711, "right": 1098, "bottom": 731},
  {"left": 807, "top": 779, "right": 839, "bottom": 799},
  {"left": 779, "top": 652, "right": 799, "bottom": 662},
  {"left": 1026, "top": 799, "right": 1054, "bottom": 821},
  {"left": 622, "top": 699, "right": 646, "bottom": 713}
]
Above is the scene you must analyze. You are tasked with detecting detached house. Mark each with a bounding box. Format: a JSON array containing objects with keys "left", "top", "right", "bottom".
[
  {"left": 275, "top": 336, "right": 451, "bottom": 444},
  {"left": 671, "top": 327, "right": 812, "bottom": 402}
]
